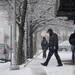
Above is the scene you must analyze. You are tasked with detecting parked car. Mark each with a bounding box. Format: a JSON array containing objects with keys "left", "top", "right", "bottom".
[
  {"left": 0, "top": 44, "right": 10, "bottom": 62},
  {"left": 59, "top": 41, "right": 71, "bottom": 51}
]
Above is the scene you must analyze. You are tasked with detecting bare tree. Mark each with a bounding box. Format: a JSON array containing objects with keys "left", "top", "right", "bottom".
[{"left": 16, "top": 0, "right": 27, "bottom": 65}]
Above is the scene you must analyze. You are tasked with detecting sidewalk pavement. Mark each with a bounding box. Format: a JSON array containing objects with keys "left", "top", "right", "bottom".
[
  {"left": 26, "top": 51, "right": 75, "bottom": 75},
  {"left": 0, "top": 51, "right": 75, "bottom": 75}
]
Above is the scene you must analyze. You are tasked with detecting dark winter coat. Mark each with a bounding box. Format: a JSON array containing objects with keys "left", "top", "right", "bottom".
[
  {"left": 69, "top": 33, "right": 75, "bottom": 45},
  {"left": 49, "top": 33, "right": 58, "bottom": 50},
  {"left": 41, "top": 39, "right": 48, "bottom": 50}
]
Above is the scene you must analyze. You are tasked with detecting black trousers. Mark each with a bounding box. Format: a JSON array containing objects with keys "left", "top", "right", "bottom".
[
  {"left": 72, "top": 50, "right": 75, "bottom": 64},
  {"left": 43, "top": 49, "right": 46, "bottom": 58},
  {"left": 44, "top": 49, "right": 62, "bottom": 65}
]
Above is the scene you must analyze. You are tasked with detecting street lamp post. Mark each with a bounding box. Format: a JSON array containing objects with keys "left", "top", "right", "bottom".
[{"left": 10, "top": 0, "right": 19, "bottom": 70}]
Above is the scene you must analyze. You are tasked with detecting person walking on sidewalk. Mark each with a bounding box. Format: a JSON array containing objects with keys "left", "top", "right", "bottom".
[
  {"left": 41, "top": 37, "right": 48, "bottom": 58},
  {"left": 41, "top": 28, "right": 63, "bottom": 66}
]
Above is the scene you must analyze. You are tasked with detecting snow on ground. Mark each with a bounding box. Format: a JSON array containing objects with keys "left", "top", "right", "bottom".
[{"left": 0, "top": 51, "right": 75, "bottom": 75}]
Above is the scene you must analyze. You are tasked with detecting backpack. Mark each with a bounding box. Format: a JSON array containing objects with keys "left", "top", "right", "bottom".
[{"left": 41, "top": 39, "right": 48, "bottom": 50}]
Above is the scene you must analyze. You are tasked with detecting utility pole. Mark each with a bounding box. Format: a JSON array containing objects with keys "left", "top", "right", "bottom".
[
  {"left": 8, "top": 2, "right": 12, "bottom": 66},
  {"left": 9, "top": 0, "right": 19, "bottom": 70}
]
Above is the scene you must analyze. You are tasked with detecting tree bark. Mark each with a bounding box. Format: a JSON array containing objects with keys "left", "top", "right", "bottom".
[
  {"left": 26, "top": 25, "right": 33, "bottom": 58},
  {"left": 29, "top": 26, "right": 33, "bottom": 58},
  {"left": 17, "top": 28, "right": 25, "bottom": 65},
  {"left": 17, "top": 0, "right": 27, "bottom": 65}
]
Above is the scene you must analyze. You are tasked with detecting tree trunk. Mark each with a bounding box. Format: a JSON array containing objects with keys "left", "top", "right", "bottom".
[
  {"left": 26, "top": 25, "right": 33, "bottom": 58},
  {"left": 17, "top": 28, "right": 25, "bottom": 65},
  {"left": 29, "top": 28, "right": 33, "bottom": 58},
  {"left": 17, "top": 0, "right": 27, "bottom": 65},
  {"left": 33, "top": 32, "right": 37, "bottom": 55}
]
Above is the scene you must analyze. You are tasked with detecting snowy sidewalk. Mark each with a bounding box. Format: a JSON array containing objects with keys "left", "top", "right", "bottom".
[
  {"left": 26, "top": 51, "right": 75, "bottom": 75},
  {"left": 0, "top": 51, "right": 75, "bottom": 75}
]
